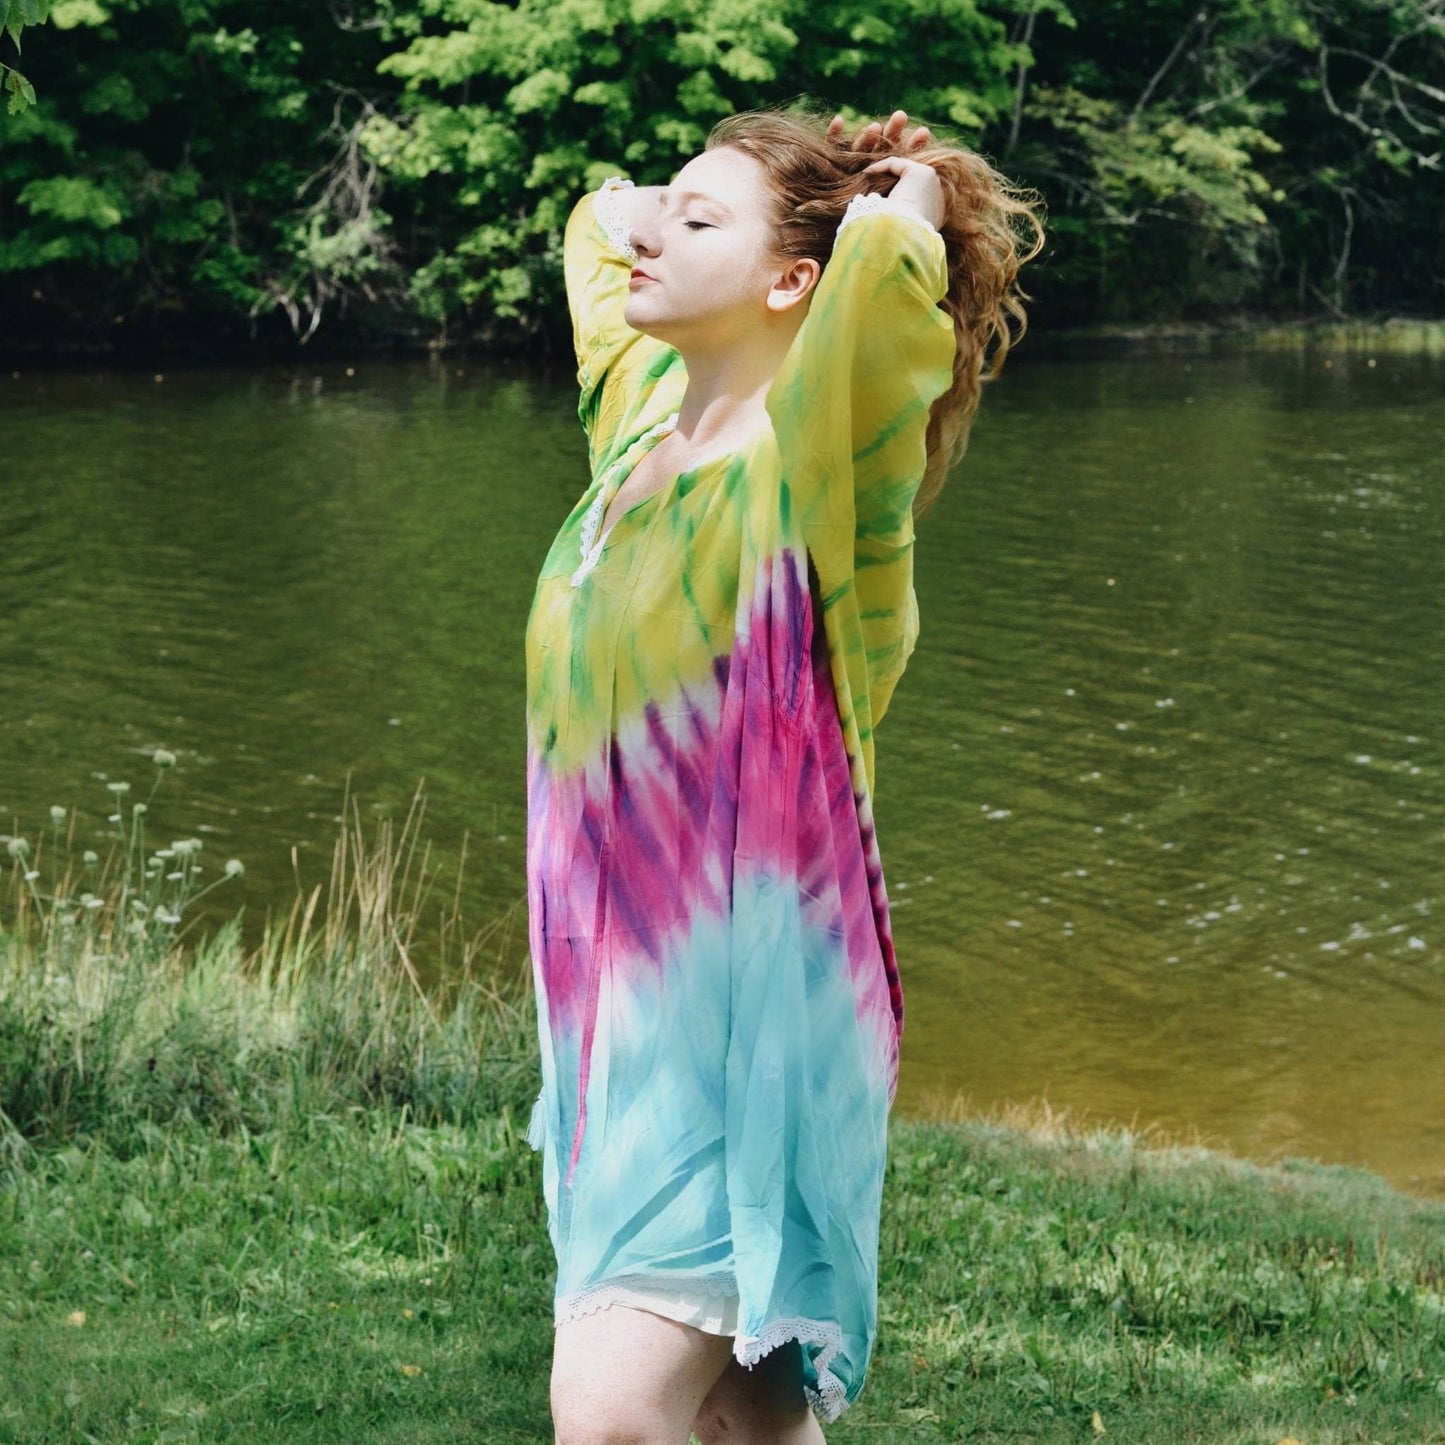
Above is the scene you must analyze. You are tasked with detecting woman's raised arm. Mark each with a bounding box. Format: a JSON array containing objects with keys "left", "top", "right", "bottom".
[
  {"left": 563, "top": 180, "right": 676, "bottom": 466},
  {"left": 765, "top": 120, "right": 956, "bottom": 781}
]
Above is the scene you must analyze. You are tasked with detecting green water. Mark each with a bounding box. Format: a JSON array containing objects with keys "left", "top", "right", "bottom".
[{"left": 3, "top": 351, "right": 1442, "bottom": 1195}]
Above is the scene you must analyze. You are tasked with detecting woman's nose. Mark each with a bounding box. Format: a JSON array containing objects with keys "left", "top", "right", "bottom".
[{"left": 629, "top": 221, "right": 660, "bottom": 258}]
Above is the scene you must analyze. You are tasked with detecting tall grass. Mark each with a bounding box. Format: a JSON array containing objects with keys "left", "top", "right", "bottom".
[{"left": 0, "top": 767, "right": 535, "bottom": 1162}]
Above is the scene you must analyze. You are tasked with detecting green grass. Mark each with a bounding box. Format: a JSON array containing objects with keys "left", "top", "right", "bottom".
[
  {"left": 868, "top": 1115, "right": 1445, "bottom": 1442},
  {"left": 3, "top": 778, "right": 1444, "bottom": 1443}
]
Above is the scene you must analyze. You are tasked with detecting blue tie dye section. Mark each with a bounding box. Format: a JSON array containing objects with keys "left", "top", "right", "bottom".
[{"left": 523, "top": 187, "right": 953, "bottom": 1421}]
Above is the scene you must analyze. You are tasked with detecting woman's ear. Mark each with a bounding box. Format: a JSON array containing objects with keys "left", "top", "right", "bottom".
[{"left": 766, "top": 256, "right": 821, "bottom": 315}]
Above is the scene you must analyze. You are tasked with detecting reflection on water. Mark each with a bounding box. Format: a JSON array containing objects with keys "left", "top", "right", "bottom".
[{"left": 3, "top": 350, "right": 1443, "bottom": 1196}]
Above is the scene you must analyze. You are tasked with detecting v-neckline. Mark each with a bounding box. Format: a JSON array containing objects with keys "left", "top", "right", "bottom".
[
  {"left": 569, "top": 414, "right": 680, "bottom": 588},
  {"left": 600, "top": 413, "right": 774, "bottom": 540},
  {"left": 568, "top": 413, "right": 767, "bottom": 589},
  {"left": 598, "top": 416, "right": 681, "bottom": 542}
]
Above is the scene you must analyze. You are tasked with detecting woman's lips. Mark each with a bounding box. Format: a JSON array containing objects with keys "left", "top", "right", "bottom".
[{"left": 629, "top": 268, "right": 656, "bottom": 285}]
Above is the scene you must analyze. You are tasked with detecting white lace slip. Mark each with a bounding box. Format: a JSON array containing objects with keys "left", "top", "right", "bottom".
[
  {"left": 558, "top": 1274, "right": 850, "bottom": 1423},
  {"left": 558, "top": 1270, "right": 742, "bottom": 1326},
  {"left": 836, "top": 190, "right": 938, "bottom": 239},
  {"left": 595, "top": 176, "right": 638, "bottom": 262},
  {"left": 569, "top": 412, "right": 679, "bottom": 587}
]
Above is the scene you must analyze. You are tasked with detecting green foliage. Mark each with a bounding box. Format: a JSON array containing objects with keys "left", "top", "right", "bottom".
[
  {"left": 1007, "top": 0, "right": 1445, "bottom": 321},
  {"left": 363, "top": 0, "right": 1013, "bottom": 328},
  {"left": 1, "top": 0, "right": 49, "bottom": 114},
  {"left": 0, "top": 0, "right": 1442, "bottom": 346},
  {"left": 1018, "top": 86, "right": 1284, "bottom": 315},
  {"left": 0, "top": 0, "right": 402, "bottom": 345}
]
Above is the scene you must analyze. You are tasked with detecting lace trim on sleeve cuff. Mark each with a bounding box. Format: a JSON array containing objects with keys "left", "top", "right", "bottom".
[
  {"left": 835, "top": 191, "right": 939, "bottom": 241},
  {"left": 595, "top": 177, "right": 638, "bottom": 263}
]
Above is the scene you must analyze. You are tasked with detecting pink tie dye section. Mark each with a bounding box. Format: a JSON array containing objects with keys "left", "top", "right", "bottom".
[{"left": 525, "top": 546, "right": 905, "bottom": 1180}]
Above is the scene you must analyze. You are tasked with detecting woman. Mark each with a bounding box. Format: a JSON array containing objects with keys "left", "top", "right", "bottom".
[{"left": 524, "top": 107, "right": 1042, "bottom": 1443}]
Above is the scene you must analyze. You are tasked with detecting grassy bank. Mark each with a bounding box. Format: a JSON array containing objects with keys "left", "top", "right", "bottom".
[
  {"left": 1028, "top": 316, "right": 1445, "bottom": 358},
  {"left": 3, "top": 782, "right": 1444, "bottom": 1443}
]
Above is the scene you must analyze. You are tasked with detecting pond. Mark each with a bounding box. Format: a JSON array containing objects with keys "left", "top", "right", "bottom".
[{"left": 4, "top": 346, "right": 1442, "bottom": 1196}]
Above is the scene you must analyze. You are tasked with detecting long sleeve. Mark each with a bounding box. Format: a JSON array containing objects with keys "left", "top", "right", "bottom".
[
  {"left": 564, "top": 181, "right": 685, "bottom": 472},
  {"left": 527, "top": 181, "right": 934, "bottom": 1433},
  {"left": 766, "top": 209, "right": 955, "bottom": 795}
]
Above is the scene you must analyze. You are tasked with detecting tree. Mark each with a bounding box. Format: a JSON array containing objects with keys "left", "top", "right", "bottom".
[
  {"left": 0, "top": 0, "right": 400, "bottom": 346},
  {"left": 1, "top": 0, "right": 1441, "bottom": 348},
  {"left": 357, "top": 0, "right": 1019, "bottom": 338}
]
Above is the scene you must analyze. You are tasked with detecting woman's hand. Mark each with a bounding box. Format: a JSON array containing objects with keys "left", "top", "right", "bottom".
[
  {"left": 826, "top": 109, "right": 933, "bottom": 155},
  {"left": 861, "top": 155, "right": 946, "bottom": 231},
  {"left": 827, "top": 110, "right": 945, "bottom": 231}
]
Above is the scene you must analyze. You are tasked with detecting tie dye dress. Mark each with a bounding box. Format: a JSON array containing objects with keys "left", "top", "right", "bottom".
[{"left": 524, "top": 177, "right": 955, "bottom": 1420}]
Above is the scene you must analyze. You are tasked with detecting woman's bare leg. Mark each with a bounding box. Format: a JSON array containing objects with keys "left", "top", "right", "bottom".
[
  {"left": 551, "top": 1304, "right": 736, "bottom": 1445},
  {"left": 691, "top": 1341, "right": 826, "bottom": 1445}
]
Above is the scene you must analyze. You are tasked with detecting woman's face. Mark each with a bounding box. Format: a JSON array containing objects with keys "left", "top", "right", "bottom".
[{"left": 623, "top": 146, "right": 797, "bottom": 350}]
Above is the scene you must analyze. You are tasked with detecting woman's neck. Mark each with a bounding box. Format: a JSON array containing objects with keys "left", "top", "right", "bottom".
[
  {"left": 672, "top": 313, "right": 804, "bottom": 452},
  {"left": 671, "top": 378, "right": 770, "bottom": 456}
]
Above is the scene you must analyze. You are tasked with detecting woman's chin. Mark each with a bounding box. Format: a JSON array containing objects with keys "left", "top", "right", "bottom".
[{"left": 623, "top": 299, "right": 675, "bottom": 342}]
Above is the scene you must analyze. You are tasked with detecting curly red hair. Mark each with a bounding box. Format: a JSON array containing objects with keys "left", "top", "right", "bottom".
[{"left": 707, "top": 108, "right": 1045, "bottom": 516}]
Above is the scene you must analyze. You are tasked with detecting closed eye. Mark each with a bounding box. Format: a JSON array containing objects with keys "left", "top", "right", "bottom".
[{"left": 684, "top": 221, "right": 714, "bottom": 231}]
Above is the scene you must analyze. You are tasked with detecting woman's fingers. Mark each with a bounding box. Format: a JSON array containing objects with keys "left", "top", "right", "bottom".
[
  {"left": 880, "top": 110, "right": 909, "bottom": 145},
  {"left": 835, "top": 110, "right": 934, "bottom": 154},
  {"left": 862, "top": 155, "right": 926, "bottom": 175}
]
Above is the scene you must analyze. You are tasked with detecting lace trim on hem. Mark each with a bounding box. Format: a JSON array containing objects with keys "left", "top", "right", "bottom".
[
  {"left": 595, "top": 176, "right": 638, "bottom": 262},
  {"left": 836, "top": 190, "right": 938, "bottom": 240},
  {"left": 736, "top": 1316, "right": 850, "bottom": 1424}
]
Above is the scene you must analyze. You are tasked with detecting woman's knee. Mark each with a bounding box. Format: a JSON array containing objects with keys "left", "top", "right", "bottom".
[
  {"left": 550, "top": 1392, "right": 654, "bottom": 1445},
  {"left": 550, "top": 1357, "right": 678, "bottom": 1445},
  {"left": 550, "top": 1305, "right": 734, "bottom": 1445}
]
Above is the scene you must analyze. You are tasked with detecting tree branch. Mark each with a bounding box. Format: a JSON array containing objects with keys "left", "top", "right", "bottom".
[
  {"left": 1130, "top": 7, "right": 1211, "bottom": 123},
  {"left": 1186, "top": 54, "right": 1284, "bottom": 120},
  {"left": 1005, "top": 3, "right": 1038, "bottom": 156}
]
